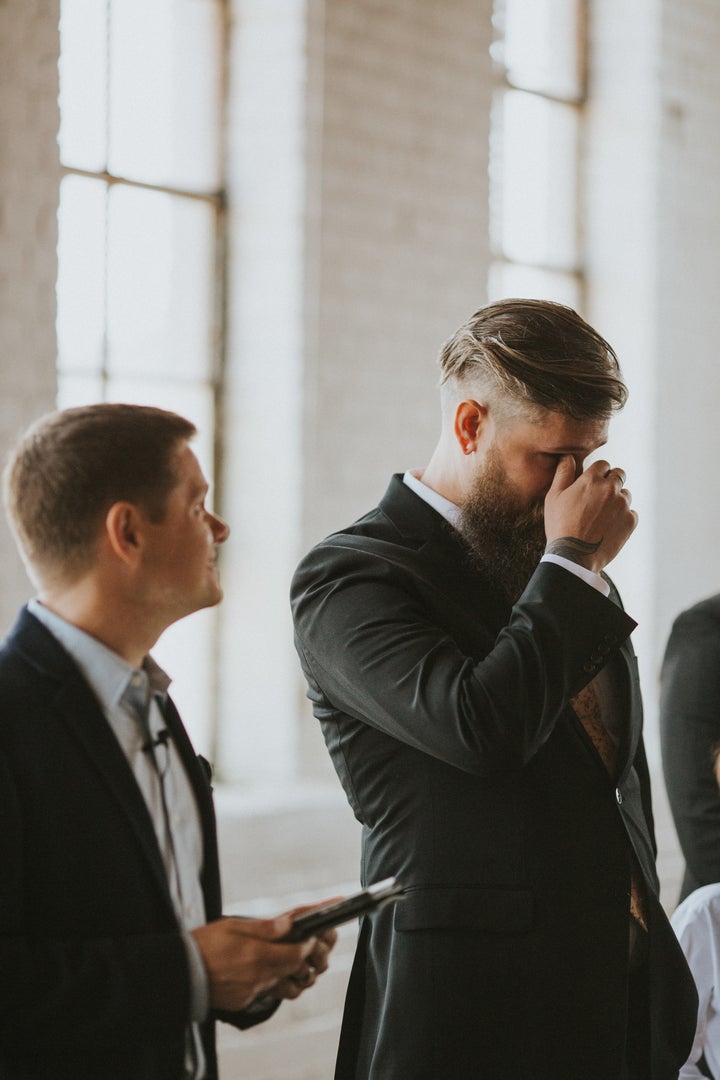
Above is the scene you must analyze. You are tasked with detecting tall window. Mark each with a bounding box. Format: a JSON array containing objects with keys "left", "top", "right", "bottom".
[
  {"left": 56, "top": 0, "right": 227, "bottom": 751},
  {"left": 489, "top": 0, "right": 585, "bottom": 308}
]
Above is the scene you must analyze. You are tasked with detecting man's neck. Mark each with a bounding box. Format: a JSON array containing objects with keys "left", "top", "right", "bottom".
[
  {"left": 420, "top": 445, "right": 468, "bottom": 506},
  {"left": 36, "top": 587, "right": 160, "bottom": 669}
]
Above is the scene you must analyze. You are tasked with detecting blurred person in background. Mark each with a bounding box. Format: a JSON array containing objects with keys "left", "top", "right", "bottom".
[
  {"left": 661, "top": 594, "right": 720, "bottom": 903},
  {"left": 670, "top": 741, "right": 720, "bottom": 1079}
]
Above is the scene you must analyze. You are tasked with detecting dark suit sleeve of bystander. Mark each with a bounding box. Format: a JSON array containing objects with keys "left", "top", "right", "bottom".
[{"left": 660, "top": 600, "right": 720, "bottom": 900}]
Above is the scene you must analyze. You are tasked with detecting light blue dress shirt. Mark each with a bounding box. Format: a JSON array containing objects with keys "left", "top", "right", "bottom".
[{"left": 28, "top": 599, "right": 210, "bottom": 1079}]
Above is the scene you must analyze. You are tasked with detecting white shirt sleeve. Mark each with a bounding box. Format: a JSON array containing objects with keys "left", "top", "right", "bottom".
[
  {"left": 540, "top": 553, "right": 611, "bottom": 597},
  {"left": 182, "top": 930, "right": 210, "bottom": 1022},
  {"left": 671, "top": 887, "right": 720, "bottom": 1078}
]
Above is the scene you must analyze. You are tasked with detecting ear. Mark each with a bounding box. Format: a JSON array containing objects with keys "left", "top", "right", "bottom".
[
  {"left": 454, "top": 399, "right": 488, "bottom": 456},
  {"left": 104, "top": 502, "right": 144, "bottom": 567}
]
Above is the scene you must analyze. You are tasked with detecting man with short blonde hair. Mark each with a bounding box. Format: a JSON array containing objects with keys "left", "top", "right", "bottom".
[{"left": 0, "top": 403, "right": 335, "bottom": 1080}]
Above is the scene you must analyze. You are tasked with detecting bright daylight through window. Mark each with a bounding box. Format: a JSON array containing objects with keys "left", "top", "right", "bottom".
[
  {"left": 489, "top": 0, "right": 585, "bottom": 308},
  {"left": 56, "top": 0, "right": 227, "bottom": 753}
]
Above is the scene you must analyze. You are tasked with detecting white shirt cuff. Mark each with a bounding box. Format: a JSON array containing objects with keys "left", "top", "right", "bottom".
[
  {"left": 541, "top": 553, "right": 611, "bottom": 597},
  {"left": 182, "top": 930, "right": 210, "bottom": 1022}
]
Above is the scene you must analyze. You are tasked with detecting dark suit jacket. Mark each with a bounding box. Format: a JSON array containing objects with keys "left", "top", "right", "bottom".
[
  {"left": 0, "top": 607, "right": 263, "bottom": 1080},
  {"left": 660, "top": 593, "right": 720, "bottom": 903},
  {"left": 291, "top": 475, "right": 697, "bottom": 1080}
]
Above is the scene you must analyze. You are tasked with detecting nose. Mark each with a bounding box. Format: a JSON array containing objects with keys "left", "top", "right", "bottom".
[{"left": 208, "top": 511, "right": 230, "bottom": 543}]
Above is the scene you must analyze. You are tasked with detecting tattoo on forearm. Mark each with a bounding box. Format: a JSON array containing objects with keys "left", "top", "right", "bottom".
[{"left": 544, "top": 536, "right": 602, "bottom": 564}]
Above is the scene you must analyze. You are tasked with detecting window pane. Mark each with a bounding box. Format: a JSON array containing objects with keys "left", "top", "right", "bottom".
[
  {"left": 57, "top": 374, "right": 105, "bottom": 409},
  {"left": 488, "top": 262, "right": 582, "bottom": 310},
  {"left": 502, "top": 0, "right": 584, "bottom": 101},
  {"left": 491, "top": 90, "right": 579, "bottom": 270},
  {"left": 153, "top": 608, "right": 216, "bottom": 754},
  {"left": 104, "top": 378, "right": 215, "bottom": 482},
  {"left": 57, "top": 175, "right": 107, "bottom": 374},
  {"left": 106, "top": 186, "right": 216, "bottom": 382},
  {"left": 108, "top": 0, "right": 223, "bottom": 192},
  {"left": 58, "top": 0, "right": 108, "bottom": 170}
]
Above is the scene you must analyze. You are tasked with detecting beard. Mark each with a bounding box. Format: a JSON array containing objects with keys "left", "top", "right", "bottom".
[{"left": 458, "top": 448, "right": 546, "bottom": 603}]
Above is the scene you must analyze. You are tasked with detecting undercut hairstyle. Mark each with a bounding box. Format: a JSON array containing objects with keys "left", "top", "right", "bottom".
[
  {"left": 438, "top": 298, "right": 628, "bottom": 423},
  {"left": 3, "top": 403, "right": 197, "bottom": 584}
]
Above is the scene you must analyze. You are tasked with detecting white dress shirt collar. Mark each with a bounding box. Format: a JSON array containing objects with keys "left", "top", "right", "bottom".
[
  {"left": 402, "top": 469, "right": 463, "bottom": 529},
  {"left": 401, "top": 470, "right": 609, "bottom": 597},
  {"left": 27, "top": 598, "right": 171, "bottom": 710}
]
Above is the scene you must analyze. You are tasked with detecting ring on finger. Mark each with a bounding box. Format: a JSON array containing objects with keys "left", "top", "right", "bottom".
[{"left": 294, "top": 964, "right": 316, "bottom": 986}]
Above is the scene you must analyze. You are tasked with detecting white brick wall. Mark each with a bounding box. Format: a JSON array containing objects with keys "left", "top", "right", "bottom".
[
  {"left": 0, "top": 0, "right": 60, "bottom": 633},
  {"left": 585, "top": 0, "right": 720, "bottom": 912},
  {"left": 217, "top": 0, "right": 311, "bottom": 783},
  {"left": 217, "top": 0, "right": 495, "bottom": 784},
  {"left": 302, "top": 0, "right": 494, "bottom": 548},
  {"left": 586, "top": 0, "right": 720, "bottom": 761},
  {"left": 655, "top": 0, "right": 720, "bottom": 625}
]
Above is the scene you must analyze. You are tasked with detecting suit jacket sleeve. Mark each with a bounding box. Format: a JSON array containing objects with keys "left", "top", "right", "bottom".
[{"left": 292, "top": 545, "right": 636, "bottom": 777}]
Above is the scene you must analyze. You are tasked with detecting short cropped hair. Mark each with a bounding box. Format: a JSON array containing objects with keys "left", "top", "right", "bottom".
[
  {"left": 438, "top": 298, "right": 627, "bottom": 422},
  {"left": 3, "top": 403, "right": 196, "bottom": 584}
]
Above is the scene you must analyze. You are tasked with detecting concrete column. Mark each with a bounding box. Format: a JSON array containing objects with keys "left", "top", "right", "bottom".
[
  {"left": 0, "top": 0, "right": 60, "bottom": 634},
  {"left": 217, "top": 0, "right": 310, "bottom": 782},
  {"left": 584, "top": 0, "right": 663, "bottom": 759},
  {"left": 586, "top": 0, "right": 720, "bottom": 769},
  {"left": 217, "top": 0, "right": 495, "bottom": 783}
]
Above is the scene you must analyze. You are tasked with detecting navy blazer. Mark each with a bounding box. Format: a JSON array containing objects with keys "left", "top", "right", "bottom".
[
  {"left": 291, "top": 475, "right": 697, "bottom": 1080},
  {"left": 0, "top": 607, "right": 256, "bottom": 1080}
]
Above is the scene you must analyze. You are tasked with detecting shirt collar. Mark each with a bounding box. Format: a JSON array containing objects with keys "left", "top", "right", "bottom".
[
  {"left": 28, "top": 598, "right": 171, "bottom": 712},
  {"left": 402, "top": 469, "right": 463, "bottom": 530}
]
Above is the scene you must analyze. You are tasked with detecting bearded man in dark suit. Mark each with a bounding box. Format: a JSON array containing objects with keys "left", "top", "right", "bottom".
[
  {"left": 291, "top": 299, "right": 697, "bottom": 1080},
  {"left": 0, "top": 403, "right": 335, "bottom": 1080}
]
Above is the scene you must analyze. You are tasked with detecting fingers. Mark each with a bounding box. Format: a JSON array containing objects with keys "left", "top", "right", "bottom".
[
  {"left": 245, "top": 913, "right": 294, "bottom": 941},
  {"left": 274, "top": 961, "right": 320, "bottom": 1001},
  {"left": 549, "top": 454, "right": 577, "bottom": 493},
  {"left": 265, "top": 905, "right": 339, "bottom": 1003},
  {"left": 555, "top": 458, "right": 632, "bottom": 503},
  {"left": 192, "top": 918, "right": 318, "bottom": 1011},
  {"left": 292, "top": 962, "right": 318, "bottom": 987},
  {"left": 544, "top": 456, "right": 637, "bottom": 572},
  {"left": 604, "top": 466, "right": 626, "bottom": 488},
  {"left": 307, "top": 929, "right": 336, "bottom": 974},
  {"left": 600, "top": 464, "right": 633, "bottom": 508}
]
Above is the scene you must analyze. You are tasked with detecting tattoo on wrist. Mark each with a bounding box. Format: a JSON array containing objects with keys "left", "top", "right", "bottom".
[{"left": 544, "top": 536, "right": 602, "bottom": 565}]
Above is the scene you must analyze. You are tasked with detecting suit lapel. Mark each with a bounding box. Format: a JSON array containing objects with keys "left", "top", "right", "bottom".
[
  {"left": 603, "top": 579, "right": 644, "bottom": 778},
  {"left": 12, "top": 609, "right": 176, "bottom": 917},
  {"left": 160, "top": 696, "right": 221, "bottom": 918},
  {"left": 378, "top": 474, "right": 512, "bottom": 625}
]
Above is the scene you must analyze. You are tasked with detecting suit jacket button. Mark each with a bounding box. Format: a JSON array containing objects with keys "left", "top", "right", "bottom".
[{"left": 615, "top": 788, "right": 623, "bottom": 805}]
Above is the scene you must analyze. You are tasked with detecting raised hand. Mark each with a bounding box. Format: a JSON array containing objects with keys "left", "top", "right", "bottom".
[{"left": 544, "top": 455, "right": 637, "bottom": 573}]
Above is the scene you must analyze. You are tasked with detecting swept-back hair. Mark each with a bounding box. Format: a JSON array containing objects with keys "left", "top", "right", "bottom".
[
  {"left": 3, "top": 403, "right": 196, "bottom": 583},
  {"left": 438, "top": 298, "right": 627, "bottom": 421}
]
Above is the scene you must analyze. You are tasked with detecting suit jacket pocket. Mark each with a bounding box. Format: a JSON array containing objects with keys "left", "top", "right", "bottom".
[{"left": 394, "top": 885, "right": 534, "bottom": 935}]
